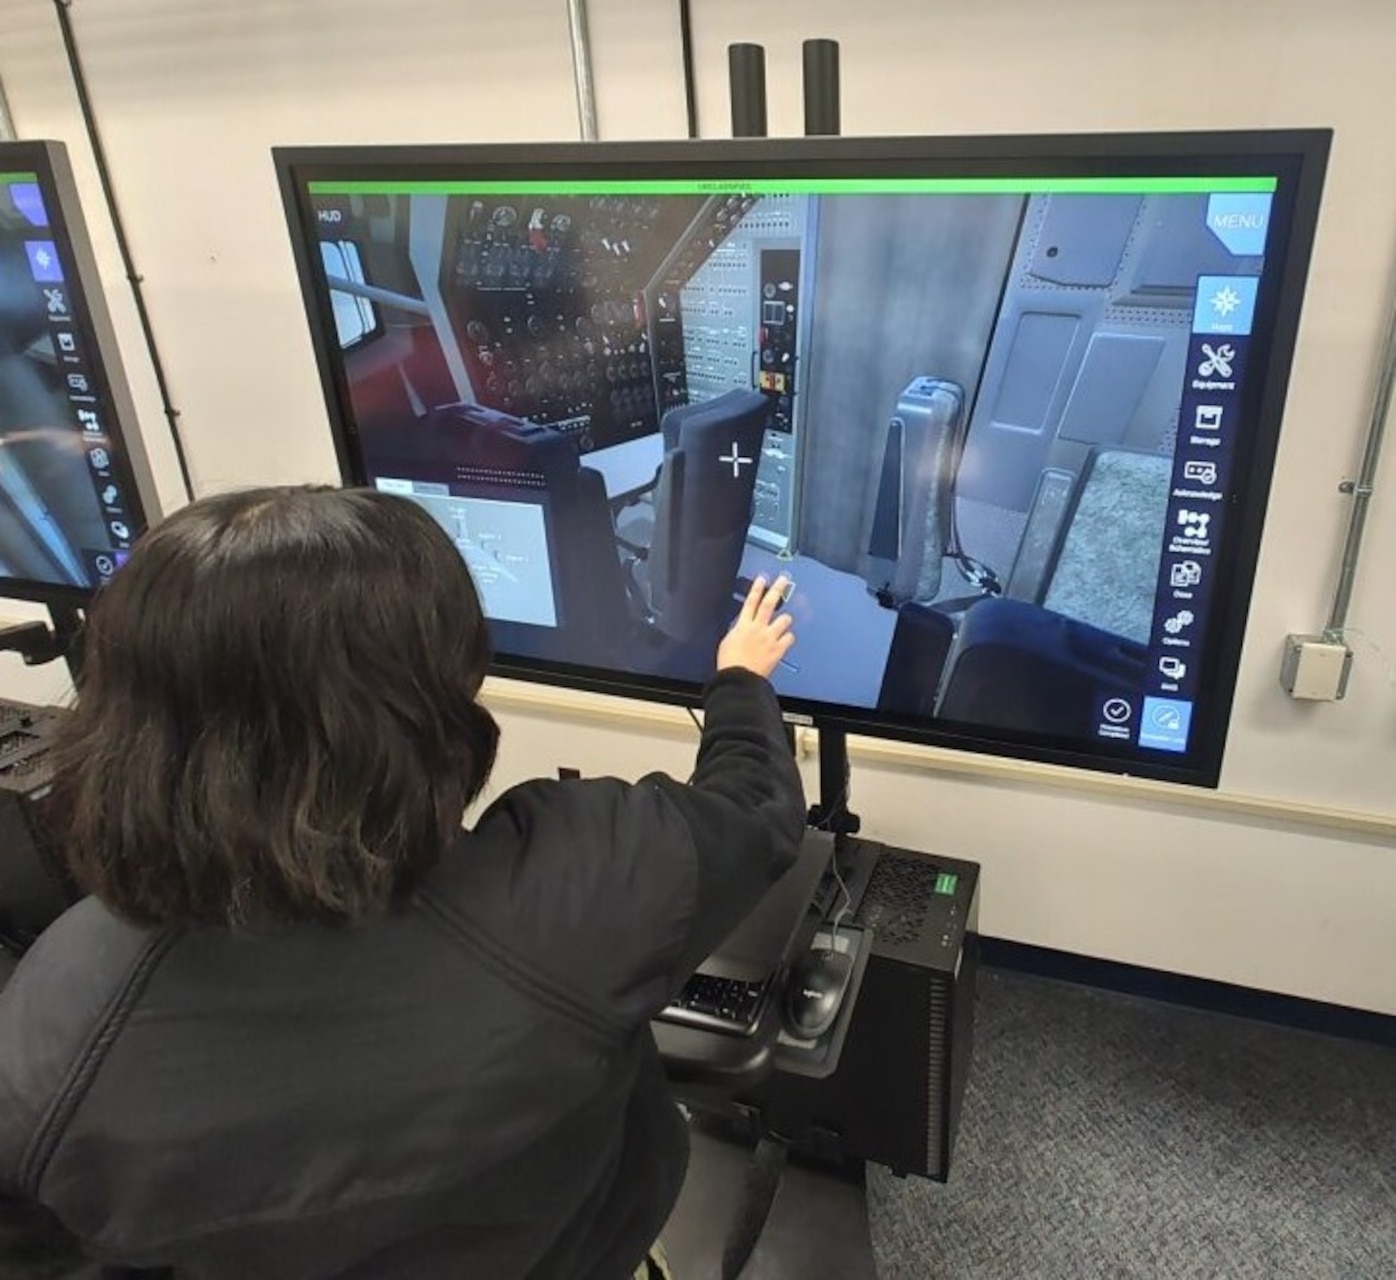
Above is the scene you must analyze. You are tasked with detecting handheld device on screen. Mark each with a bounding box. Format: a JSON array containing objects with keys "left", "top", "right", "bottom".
[
  {"left": 276, "top": 131, "right": 1328, "bottom": 787},
  {"left": 0, "top": 141, "right": 159, "bottom": 603}
]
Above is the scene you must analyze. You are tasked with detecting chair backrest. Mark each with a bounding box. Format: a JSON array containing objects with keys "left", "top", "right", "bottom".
[
  {"left": 861, "top": 377, "right": 964, "bottom": 606},
  {"left": 648, "top": 389, "right": 773, "bottom": 642},
  {"left": 933, "top": 596, "right": 1149, "bottom": 738},
  {"left": 932, "top": 446, "right": 1167, "bottom": 734}
]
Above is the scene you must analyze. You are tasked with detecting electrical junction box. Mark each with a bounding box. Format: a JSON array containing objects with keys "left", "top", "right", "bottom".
[{"left": 1280, "top": 634, "right": 1353, "bottom": 701}]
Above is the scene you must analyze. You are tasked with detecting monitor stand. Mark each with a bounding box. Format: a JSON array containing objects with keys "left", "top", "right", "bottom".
[
  {"left": 807, "top": 725, "right": 870, "bottom": 887},
  {"left": 0, "top": 606, "right": 83, "bottom": 680}
]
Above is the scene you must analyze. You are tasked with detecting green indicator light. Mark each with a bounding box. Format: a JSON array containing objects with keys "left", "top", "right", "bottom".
[
  {"left": 934, "top": 873, "right": 959, "bottom": 896},
  {"left": 307, "top": 175, "right": 1277, "bottom": 198},
  {"left": 0, "top": 172, "right": 40, "bottom": 186}
]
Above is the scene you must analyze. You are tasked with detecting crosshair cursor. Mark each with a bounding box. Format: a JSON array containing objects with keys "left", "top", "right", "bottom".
[{"left": 719, "top": 443, "right": 753, "bottom": 477}]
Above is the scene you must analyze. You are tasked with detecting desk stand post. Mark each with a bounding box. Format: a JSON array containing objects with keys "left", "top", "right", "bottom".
[
  {"left": 0, "top": 605, "right": 85, "bottom": 682},
  {"left": 807, "top": 726, "right": 860, "bottom": 867}
]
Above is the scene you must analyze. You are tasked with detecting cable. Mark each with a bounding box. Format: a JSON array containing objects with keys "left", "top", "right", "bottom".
[
  {"left": 52, "top": 0, "right": 196, "bottom": 503},
  {"left": 813, "top": 772, "right": 854, "bottom": 949},
  {"left": 826, "top": 855, "right": 852, "bottom": 953}
]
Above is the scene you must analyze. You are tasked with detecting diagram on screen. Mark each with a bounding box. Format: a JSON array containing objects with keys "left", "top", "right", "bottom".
[{"left": 411, "top": 492, "right": 558, "bottom": 629}]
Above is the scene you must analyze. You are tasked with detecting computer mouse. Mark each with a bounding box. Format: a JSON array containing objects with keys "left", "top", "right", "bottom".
[{"left": 782, "top": 947, "right": 853, "bottom": 1041}]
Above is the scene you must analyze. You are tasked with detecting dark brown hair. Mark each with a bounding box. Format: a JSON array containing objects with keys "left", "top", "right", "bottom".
[{"left": 49, "top": 486, "right": 499, "bottom": 927}]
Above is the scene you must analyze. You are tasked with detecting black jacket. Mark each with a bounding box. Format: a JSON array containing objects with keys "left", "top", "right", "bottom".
[{"left": 0, "top": 669, "right": 805, "bottom": 1279}]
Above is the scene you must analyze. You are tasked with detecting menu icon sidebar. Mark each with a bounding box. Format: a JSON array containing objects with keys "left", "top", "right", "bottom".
[{"left": 1145, "top": 241, "right": 1265, "bottom": 751}]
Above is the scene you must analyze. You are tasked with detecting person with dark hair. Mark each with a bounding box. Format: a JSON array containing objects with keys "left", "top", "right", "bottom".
[{"left": 0, "top": 486, "right": 805, "bottom": 1280}]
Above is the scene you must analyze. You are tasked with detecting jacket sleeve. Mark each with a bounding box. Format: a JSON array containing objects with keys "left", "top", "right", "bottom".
[
  {"left": 443, "top": 668, "right": 807, "bottom": 1030},
  {"left": 0, "top": 903, "right": 165, "bottom": 1279},
  {"left": 643, "top": 668, "right": 808, "bottom": 982}
]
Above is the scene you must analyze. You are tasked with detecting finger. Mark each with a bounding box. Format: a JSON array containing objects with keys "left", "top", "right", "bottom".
[
  {"left": 775, "top": 630, "right": 796, "bottom": 654},
  {"left": 770, "top": 611, "right": 794, "bottom": 636},
  {"left": 756, "top": 575, "right": 789, "bottom": 624},
  {"left": 741, "top": 575, "right": 767, "bottom": 622}
]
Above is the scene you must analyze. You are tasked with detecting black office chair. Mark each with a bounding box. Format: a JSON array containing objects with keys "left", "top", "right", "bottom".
[
  {"left": 931, "top": 596, "right": 1149, "bottom": 738},
  {"left": 877, "top": 446, "right": 1168, "bottom": 720},
  {"left": 923, "top": 446, "right": 1167, "bottom": 733},
  {"left": 618, "top": 388, "right": 773, "bottom": 644},
  {"left": 861, "top": 376, "right": 966, "bottom": 608}
]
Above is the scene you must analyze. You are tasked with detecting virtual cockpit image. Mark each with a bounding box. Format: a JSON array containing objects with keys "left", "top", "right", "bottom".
[{"left": 301, "top": 173, "right": 1275, "bottom": 761}]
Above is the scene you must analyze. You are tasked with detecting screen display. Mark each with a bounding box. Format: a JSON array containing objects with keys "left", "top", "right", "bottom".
[
  {"left": 0, "top": 148, "right": 153, "bottom": 598},
  {"left": 279, "top": 135, "right": 1327, "bottom": 785}
]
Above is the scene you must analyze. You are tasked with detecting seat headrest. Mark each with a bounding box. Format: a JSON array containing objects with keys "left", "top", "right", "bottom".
[{"left": 660, "top": 388, "right": 772, "bottom": 452}]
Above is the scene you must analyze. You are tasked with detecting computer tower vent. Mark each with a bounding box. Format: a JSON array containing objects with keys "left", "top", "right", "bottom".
[
  {"left": 858, "top": 851, "right": 938, "bottom": 948},
  {"left": 926, "top": 976, "right": 950, "bottom": 1175}
]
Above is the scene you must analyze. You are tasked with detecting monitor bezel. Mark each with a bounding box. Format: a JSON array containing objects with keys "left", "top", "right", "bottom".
[
  {"left": 0, "top": 139, "right": 162, "bottom": 606},
  {"left": 275, "top": 129, "right": 1331, "bottom": 789}
]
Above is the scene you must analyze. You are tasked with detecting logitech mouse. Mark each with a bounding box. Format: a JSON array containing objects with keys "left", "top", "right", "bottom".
[{"left": 783, "top": 947, "right": 853, "bottom": 1041}]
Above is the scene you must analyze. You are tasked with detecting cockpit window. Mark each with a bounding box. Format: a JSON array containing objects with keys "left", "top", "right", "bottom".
[{"left": 321, "top": 240, "right": 378, "bottom": 349}]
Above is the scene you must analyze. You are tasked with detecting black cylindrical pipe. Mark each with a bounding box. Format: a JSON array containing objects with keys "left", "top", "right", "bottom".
[
  {"left": 728, "top": 43, "right": 768, "bottom": 138},
  {"left": 52, "top": 0, "right": 196, "bottom": 502},
  {"left": 802, "top": 38, "right": 841, "bottom": 136},
  {"left": 680, "top": 0, "right": 699, "bottom": 139}
]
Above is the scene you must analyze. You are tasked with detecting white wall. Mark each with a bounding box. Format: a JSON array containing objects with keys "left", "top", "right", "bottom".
[{"left": 0, "top": 0, "right": 1393, "bottom": 1014}]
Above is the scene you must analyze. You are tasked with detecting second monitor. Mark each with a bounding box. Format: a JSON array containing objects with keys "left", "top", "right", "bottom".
[{"left": 0, "top": 141, "right": 159, "bottom": 604}]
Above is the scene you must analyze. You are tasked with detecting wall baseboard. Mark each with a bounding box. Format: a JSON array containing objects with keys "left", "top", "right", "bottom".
[{"left": 980, "top": 938, "right": 1396, "bottom": 1049}]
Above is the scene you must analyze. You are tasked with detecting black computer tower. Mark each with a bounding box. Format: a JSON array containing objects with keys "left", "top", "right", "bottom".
[{"left": 740, "top": 843, "right": 980, "bottom": 1181}]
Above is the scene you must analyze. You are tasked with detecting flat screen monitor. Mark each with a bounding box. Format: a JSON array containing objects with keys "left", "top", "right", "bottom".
[
  {"left": 0, "top": 141, "right": 159, "bottom": 603},
  {"left": 276, "top": 131, "right": 1329, "bottom": 787}
]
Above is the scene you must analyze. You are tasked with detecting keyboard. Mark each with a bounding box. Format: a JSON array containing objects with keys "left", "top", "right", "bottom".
[
  {"left": 0, "top": 699, "right": 65, "bottom": 789},
  {"left": 660, "top": 972, "right": 771, "bottom": 1036}
]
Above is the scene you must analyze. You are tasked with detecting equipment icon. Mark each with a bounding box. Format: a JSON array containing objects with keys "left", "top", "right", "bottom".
[{"left": 1198, "top": 343, "right": 1235, "bottom": 378}]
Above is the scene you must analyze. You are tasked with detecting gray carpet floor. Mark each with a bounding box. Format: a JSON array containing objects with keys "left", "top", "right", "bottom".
[{"left": 867, "top": 969, "right": 1396, "bottom": 1279}]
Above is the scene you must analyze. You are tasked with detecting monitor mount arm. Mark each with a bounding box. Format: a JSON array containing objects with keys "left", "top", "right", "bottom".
[
  {"left": 807, "top": 725, "right": 861, "bottom": 851},
  {"left": 0, "top": 605, "right": 83, "bottom": 678}
]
